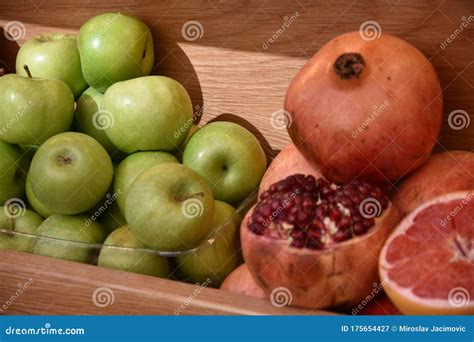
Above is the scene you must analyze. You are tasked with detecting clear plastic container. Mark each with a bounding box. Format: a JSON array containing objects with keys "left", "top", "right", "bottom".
[{"left": 0, "top": 188, "right": 258, "bottom": 285}]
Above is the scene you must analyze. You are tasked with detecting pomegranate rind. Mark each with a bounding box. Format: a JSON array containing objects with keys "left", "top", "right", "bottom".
[
  {"left": 220, "top": 264, "right": 267, "bottom": 299},
  {"left": 258, "top": 144, "right": 322, "bottom": 197},
  {"left": 393, "top": 151, "right": 474, "bottom": 217},
  {"left": 380, "top": 191, "right": 474, "bottom": 315},
  {"left": 286, "top": 32, "right": 442, "bottom": 184},
  {"left": 241, "top": 202, "right": 400, "bottom": 309}
]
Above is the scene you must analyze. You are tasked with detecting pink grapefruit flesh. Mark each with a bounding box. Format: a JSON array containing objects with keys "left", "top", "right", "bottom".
[{"left": 380, "top": 191, "right": 474, "bottom": 314}]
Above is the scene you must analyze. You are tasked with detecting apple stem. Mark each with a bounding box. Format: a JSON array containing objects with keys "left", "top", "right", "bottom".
[
  {"left": 176, "top": 192, "right": 204, "bottom": 202},
  {"left": 23, "top": 65, "right": 33, "bottom": 78}
]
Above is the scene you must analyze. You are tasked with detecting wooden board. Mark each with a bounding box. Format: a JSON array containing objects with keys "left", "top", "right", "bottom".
[
  {"left": 0, "top": 249, "right": 329, "bottom": 315},
  {"left": 0, "top": 0, "right": 473, "bottom": 315}
]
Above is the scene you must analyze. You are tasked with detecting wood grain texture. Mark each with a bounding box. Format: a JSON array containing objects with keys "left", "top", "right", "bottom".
[
  {"left": 0, "top": 0, "right": 473, "bottom": 154},
  {"left": 0, "top": 249, "right": 330, "bottom": 315},
  {"left": 0, "top": 0, "right": 473, "bottom": 315}
]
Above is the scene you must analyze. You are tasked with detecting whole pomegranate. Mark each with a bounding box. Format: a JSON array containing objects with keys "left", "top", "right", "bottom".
[
  {"left": 286, "top": 32, "right": 442, "bottom": 184},
  {"left": 241, "top": 174, "right": 399, "bottom": 309},
  {"left": 393, "top": 150, "right": 474, "bottom": 216},
  {"left": 220, "top": 264, "right": 266, "bottom": 299},
  {"left": 259, "top": 143, "right": 322, "bottom": 196}
]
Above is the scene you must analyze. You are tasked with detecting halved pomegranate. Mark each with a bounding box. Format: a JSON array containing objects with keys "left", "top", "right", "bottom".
[{"left": 241, "top": 174, "right": 399, "bottom": 309}]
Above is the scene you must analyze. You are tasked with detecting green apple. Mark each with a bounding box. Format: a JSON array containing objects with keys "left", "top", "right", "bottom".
[
  {"left": 74, "top": 87, "right": 120, "bottom": 156},
  {"left": 114, "top": 151, "right": 178, "bottom": 214},
  {"left": 183, "top": 121, "right": 267, "bottom": 205},
  {"left": 25, "top": 174, "right": 53, "bottom": 218},
  {"left": 31, "top": 214, "right": 106, "bottom": 263},
  {"left": 102, "top": 76, "right": 193, "bottom": 153},
  {"left": 28, "top": 132, "right": 113, "bottom": 215},
  {"left": 0, "top": 206, "right": 43, "bottom": 252},
  {"left": 98, "top": 225, "right": 170, "bottom": 277},
  {"left": 16, "top": 33, "right": 87, "bottom": 98},
  {"left": 77, "top": 12, "right": 154, "bottom": 92},
  {"left": 125, "top": 163, "right": 215, "bottom": 251},
  {"left": 0, "top": 140, "right": 28, "bottom": 204},
  {"left": 0, "top": 73, "right": 74, "bottom": 145},
  {"left": 176, "top": 200, "right": 240, "bottom": 286}
]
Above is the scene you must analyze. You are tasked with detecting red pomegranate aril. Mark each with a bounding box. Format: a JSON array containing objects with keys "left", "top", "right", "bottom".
[
  {"left": 270, "top": 200, "right": 280, "bottom": 210},
  {"left": 353, "top": 223, "right": 365, "bottom": 236},
  {"left": 333, "top": 230, "right": 349, "bottom": 242},
  {"left": 362, "top": 218, "right": 374, "bottom": 228},
  {"left": 297, "top": 211, "right": 310, "bottom": 224},
  {"left": 250, "top": 174, "right": 389, "bottom": 250},
  {"left": 259, "top": 203, "right": 272, "bottom": 217}
]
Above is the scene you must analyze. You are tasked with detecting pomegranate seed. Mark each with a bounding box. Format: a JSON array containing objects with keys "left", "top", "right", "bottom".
[{"left": 249, "top": 174, "right": 388, "bottom": 250}]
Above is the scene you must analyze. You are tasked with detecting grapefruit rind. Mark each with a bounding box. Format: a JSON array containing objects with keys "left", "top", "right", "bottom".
[{"left": 379, "top": 191, "right": 474, "bottom": 315}]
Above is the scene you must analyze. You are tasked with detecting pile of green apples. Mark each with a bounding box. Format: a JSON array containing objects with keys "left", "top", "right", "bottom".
[{"left": 0, "top": 13, "right": 267, "bottom": 286}]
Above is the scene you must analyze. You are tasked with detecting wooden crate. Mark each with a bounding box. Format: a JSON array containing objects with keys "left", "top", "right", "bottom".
[{"left": 0, "top": 0, "right": 472, "bottom": 315}]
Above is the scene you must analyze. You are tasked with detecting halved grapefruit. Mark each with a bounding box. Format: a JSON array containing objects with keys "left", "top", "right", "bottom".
[{"left": 379, "top": 191, "right": 473, "bottom": 315}]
